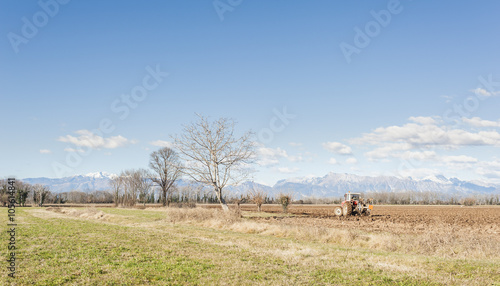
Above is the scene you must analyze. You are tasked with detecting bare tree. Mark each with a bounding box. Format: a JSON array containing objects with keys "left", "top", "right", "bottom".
[
  {"left": 149, "top": 147, "right": 182, "bottom": 207},
  {"left": 119, "top": 169, "right": 138, "bottom": 206},
  {"left": 33, "top": 184, "right": 50, "bottom": 207},
  {"left": 117, "top": 169, "right": 151, "bottom": 207},
  {"left": 137, "top": 169, "right": 153, "bottom": 206},
  {"left": 14, "top": 181, "right": 31, "bottom": 207},
  {"left": 110, "top": 175, "right": 123, "bottom": 206},
  {"left": 173, "top": 115, "right": 255, "bottom": 211},
  {"left": 249, "top": 187, "right": 266, "bottom": 212}
]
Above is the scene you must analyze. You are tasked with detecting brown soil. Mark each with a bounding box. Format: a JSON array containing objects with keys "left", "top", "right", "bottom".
[{"left": 202, "top": 204, "right": 500, "bottom": 236}]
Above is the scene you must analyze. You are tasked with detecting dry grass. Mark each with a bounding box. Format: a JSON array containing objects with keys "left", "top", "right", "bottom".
[
  {"left": 46, "top": 207, "right": 113, "bottom": 221},
  {"left": 163, "top": 207, "right": 241, "bottom": 224},
  {"left": 153, "top": 207, "right": 499, "bottom": 260}
]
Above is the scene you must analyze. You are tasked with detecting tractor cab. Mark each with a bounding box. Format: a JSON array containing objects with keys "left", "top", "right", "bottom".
[{"left": 344, "top": 192, "right": 360, "bottom": 202}]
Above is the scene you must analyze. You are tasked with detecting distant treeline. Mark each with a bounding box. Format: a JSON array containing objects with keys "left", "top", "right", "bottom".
[
  {"left": 293, "top": 190, "right": 500, "bottom": 206},
  {"left": 2, "top": 179, "right": 499, "bottom": 206},
  {"left": 0, "top": 179, "right": 114, "bottom": 205}
]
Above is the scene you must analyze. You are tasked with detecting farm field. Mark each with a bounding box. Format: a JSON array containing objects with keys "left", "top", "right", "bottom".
[
  {"left": 234, "top": 204, "right": 500, "bottom": 235},
  {"left": 1, "top": 205, "right": 499, "bottom": 285}
]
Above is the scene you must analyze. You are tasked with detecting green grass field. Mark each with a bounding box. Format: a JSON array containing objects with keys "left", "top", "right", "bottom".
[{"left": 1, "top": 207, "right": 498, "bottom": 285}]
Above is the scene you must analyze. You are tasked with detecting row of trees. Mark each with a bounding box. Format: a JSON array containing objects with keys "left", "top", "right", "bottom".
[
  {"left": 0, "top": 180, "right": 51, "bottom": 207},
  {"left": 3, "top": 178, "right": 498, "bottom": 207},
  {"left": 58, "top": 190, "right": 114, "bottom": 204},
  {"left": 110, "top": 169, "right": 153, "bottom": 207},
  {"left": 365, "top": 190, "right": 500, "bottom": 205},
  {"left": 292, "top": 192, "right": 500, "bottom": 206},
  {"left": 0, "top": 180, "right": 118, "bottom": 206}
]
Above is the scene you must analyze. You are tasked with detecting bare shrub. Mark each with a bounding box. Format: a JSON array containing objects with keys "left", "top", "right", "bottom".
[
  {"left": 277, "top": 193, "right": 292, "bottom": 213},
  {"left": 461, "top": 197, "right": 477, "bottom": 206},
  {"left": 249, "top": 189, "right": 266, "bottom": 212},
  {"left": 230, "top": 194, "right": 248, "bottom": 211},
  {"left": 171, "top": 202, "right": 197, "bottom": 208}
]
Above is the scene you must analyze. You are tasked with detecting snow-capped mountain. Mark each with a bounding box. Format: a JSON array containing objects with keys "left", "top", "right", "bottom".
[
  {"left": 23, "top": 172, "right": 116, "bottom": 193},
  {"left": 272, "top": 172, "right": 499, "bottom": 198},
  {"left": 20, "top": 171, "right": 499, "bottom": 197}
]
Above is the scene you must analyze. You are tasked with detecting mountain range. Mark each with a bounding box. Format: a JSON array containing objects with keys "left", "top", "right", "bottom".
[{"left": 21, "top": 171, "right": 499, "bottom": 198}]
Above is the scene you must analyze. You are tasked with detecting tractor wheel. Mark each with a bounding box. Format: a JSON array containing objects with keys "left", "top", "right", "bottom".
[
  {"left": 334, "top": 206, "right": 342, "bottom": 216},
  {"left": 363, "top": 209, "right": 371, "bottom": 216},
  {"left": 343, "top": 202, "right": 352, "bottom": 216}
]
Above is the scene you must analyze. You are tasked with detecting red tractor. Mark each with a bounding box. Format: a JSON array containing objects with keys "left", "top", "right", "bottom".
[{"left": 334, "top": 192, "right": 373, "bottom": 216}]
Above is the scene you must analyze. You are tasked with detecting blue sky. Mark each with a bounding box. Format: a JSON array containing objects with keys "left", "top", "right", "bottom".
[{"left": 2, "top": 0, "right": 500, "bottom": 186}]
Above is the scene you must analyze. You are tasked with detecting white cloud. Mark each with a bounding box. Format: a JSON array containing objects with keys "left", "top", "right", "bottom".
[
  {"left": 346, "top": 158, "right": 358, "bottom": 164},
  {"left": 276, "top": 167, "right": 299, "bottom": 174},
  {"left": 150, "top": 140, "right": 173, "bottom": 148},
  {"left": 346, "top": 115, "right": 500, "bottom": 183},
  {"left": 257, "top": 147, "right": 288, "bottom": 166},
  {"left": 328, "top": 158, "right": 338, "bottom": 165},
  {"left": 400, "top": 151, "right": 437, "bottom": 161},
  {"left": 398, "top": 168, "right": 441, "bottom": 180},
  {"left": 471, "top": 87, "right": 499, "bottom": 97},
  {"left": 288, "top": 155, "right": 304, "bottom": 162},
  {"left": 439, "top": 155, "right": 479, "bottom": 172},
  {"left": 409, "top": 116, "right": 437, "bottom": 125},
  {"left": 365, "top": 143, "right": 412, "bottom": 160},
  {"left": 39, "top": 149, "right": 51, "bottom": 154},
  {"left": 352, "top": 116, "right": 500, "bottom": 148},
  {"left": 365, "top": 145, "right": 438, "bottom": 162},
  {"left": 58, "top": 130, "right": 132, "bottom": 149},
  {"left": 462, "top": 117, "right": 500, "bottom": 128},
  {"left": 476, "top": 159, "right": 500, "bottom": 180},
  {"left": 442, "top": 155, "right": 478, "bottom": 164},
  {"left": 322, "top": 142, "right": 353, "bottom": 155}
]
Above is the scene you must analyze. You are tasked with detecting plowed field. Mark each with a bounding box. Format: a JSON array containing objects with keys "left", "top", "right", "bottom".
[{"left": 205, "top": 204, "right": 500, "bottom": 236}]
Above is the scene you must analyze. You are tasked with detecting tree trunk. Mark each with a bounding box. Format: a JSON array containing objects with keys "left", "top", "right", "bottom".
[
  {"left": 219, "top": 198, "right": 229, "bottom": 211},
  {"left": 216, "top": 189, "right": 229, "bottom": 211},
  {"left": 162, "top": 187, "right": 167, "bottom": 207}
]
